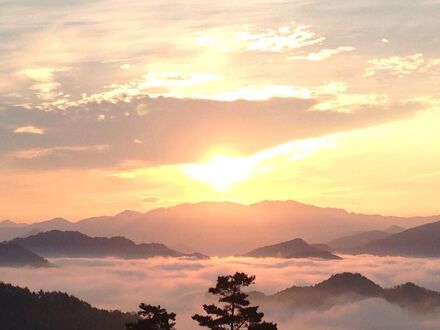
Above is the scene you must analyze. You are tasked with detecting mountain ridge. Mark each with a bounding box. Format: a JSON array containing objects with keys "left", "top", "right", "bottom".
[
  {"left": 352, "top": 220, "right": 440, "bottom": 257},
  {"left": 1, "top": 200, "right": 438, "bottom": 255},
  {"left": 251, "top": 272, "right": 440, "bottom": 313},
  {"left": 244, "top": 238, "right": 341, "bottom": 260},
  {"left": 10, "top": 230, "right": 207, "bottom": 259}
]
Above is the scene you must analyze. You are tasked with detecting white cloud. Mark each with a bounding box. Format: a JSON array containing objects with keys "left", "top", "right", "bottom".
[
  {"left": 69, "top": 72, "right": 218, "bottom": 107},
  {"left": 239, "top": 25, "right": 325, "bottom": 53},
  {"left": 19, "top": 67, "right": 71, "bottom": 109},
  {"left": 312, "top": 92, "right": 389, "bottom": 112},
  {"left": 363, "top": 53, "right": 440, "bottom": 78},
  {"left": 13, "top": 125, "right": 45, "bottom": 135},
  {"left": 141, "top": 72, "right": 218, "bottom": 88},
  {"left": 198, "top": 82, "right": 387, "bottom": 113},
  {"left": 203, "top": 82, "right": 347, "bottom": 101},
  {"left": 288, "top": 46, "right": 355, "bottom": 61}
]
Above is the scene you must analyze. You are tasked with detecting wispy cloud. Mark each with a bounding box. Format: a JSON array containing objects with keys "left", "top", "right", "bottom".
[
  {"left": 239, "top": 25, "right": 325, "bottom": 53},
  {"left": 363, "top": 53, "right": 440, "bottom": 78},
  {"left": 1, "top": 0, "right": 440, "bottom": 219},
  {"left": 288, "top": 46, "right": 355, "bottom": 61},
  {"left": 10, "top": 145, "right": 109, "bottom": 160},
  {"left": 19, "top": 67, "right": 71, "bottom": 110},
  {"left": 14, "top": 126, "right": 45, "bottom": 135}
]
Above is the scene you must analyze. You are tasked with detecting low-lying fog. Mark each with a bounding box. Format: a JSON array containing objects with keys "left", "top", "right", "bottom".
[{"left": 2, "top": 255, "right": 440, "bottom": 329}]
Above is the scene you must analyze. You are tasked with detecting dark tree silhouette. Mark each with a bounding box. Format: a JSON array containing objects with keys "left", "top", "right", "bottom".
[
  {"left": 192, "top": 272, "right": 277, "bottom": 330},
  {"left": 126, "top": 304, "right": 176, "bottom": 330},
  {"left": 0, "top": 282, "right": 133, "bottom": 330}
]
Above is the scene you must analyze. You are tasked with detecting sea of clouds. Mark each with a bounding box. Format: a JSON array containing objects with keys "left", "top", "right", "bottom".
[{"left": 1, "top": 255, "right": 440, "bottom": 329}]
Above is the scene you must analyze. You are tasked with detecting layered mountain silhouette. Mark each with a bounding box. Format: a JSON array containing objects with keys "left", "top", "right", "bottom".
[
  {"left": 1, "top": 200, "right": 435, "bottom": 255},
  {"left": 243, "top": 238, "right": 341, "bottom": 260},
  {"left": 327, "top": 226, "right": 406, "bottom": 251},
  {"left": 251, "top": 272, "right": 440, "bottom": 313},
  {"left": 0, "top": 243, "right": 50, "bottom": 267},
  {"left": 351, "top": 220, "right": 440, "bottom": 257},
  {"left": 9, "top": 230, "right": 207, "bottom": 259},
  {"left": 0, "top": 217, "right": 72, "bottom": 241},
  {"left": 0, "top": 282, "right": 133, "bottom": 330}
]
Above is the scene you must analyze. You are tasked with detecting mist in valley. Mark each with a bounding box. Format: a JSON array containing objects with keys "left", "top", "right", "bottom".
[{"left": 2, "top": 255, "right": 440, "bottom": 329}]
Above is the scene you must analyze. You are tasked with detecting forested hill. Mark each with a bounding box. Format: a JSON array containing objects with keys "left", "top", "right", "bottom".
[{"left": 0, "top": 282, "right": 134, "bottom": 330}]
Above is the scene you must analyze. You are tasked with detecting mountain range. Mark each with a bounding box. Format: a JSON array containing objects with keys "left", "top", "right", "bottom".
[
  {"left": 1, "top": 200, "right": 437, "bottom": 256},
  {"left": 350, "top": 220, "right": 440, "bottom": 257},
  {"left": 251, "top": 272, "right": 440, "bottom": 313},
  {"left": 243, "top": 238, "right": 341, "bottom": 260},
  {"left": 9, "top": 230, "right": 207, "bottom": 259},
  {"left": 327, "top": 225, "right": 406, "bottom": 251}
]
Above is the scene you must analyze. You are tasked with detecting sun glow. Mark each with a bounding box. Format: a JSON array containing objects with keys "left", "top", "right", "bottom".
[
  {"left": 185, "top": 154, "right": 254, "bottom": 190},
  {"left": 184, "top": 136, "right": 339, "bottom": 191}
]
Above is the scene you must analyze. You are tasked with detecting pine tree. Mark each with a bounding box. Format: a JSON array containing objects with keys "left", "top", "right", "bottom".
[
  {"left": 192, "top": 272, "right": 277, "bottom": 330},
  {"left": 126, "top": 304, "right": 176, "bottom": 330}
]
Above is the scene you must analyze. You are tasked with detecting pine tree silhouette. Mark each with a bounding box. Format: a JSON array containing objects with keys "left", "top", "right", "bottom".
[
  {"left": 126, "top": 304, "right": 176, "bottom": 330},
  {"left": 192, "top": 272, "right": 277, "bottom": 330}
]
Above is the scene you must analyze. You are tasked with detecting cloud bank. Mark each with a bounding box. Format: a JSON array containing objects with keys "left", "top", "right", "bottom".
[{"left": 1, "top": 255, "right": 440, "bottom": 329}]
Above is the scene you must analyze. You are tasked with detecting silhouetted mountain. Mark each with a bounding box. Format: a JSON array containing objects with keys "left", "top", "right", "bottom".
[
  {"left": 115, "top": 210, "right": 143, "bottom": 218},
  {"left": 244, "top": 238, "right": 341, "bottom": 260},
  {"left": 328, "top": 225, "right": 407, "bottom": 251},
  {"left": 21, "top": 228, "right": 41, "bottom": 238},
  {"left": 384, "top": 282, "right": 440, "bottom": 311},
  {"left": 0, "top": 220, "right": 25, "bottom": 228},
  {"left": 328, "top": 230, "right": 393, "bottom": 251},
  {"left": 0, "top": 217, "right": 74, "bottom": 241},
  {"left": 310, "top": 243, "right": 332, "bottom": 252},
  {"left": 313, "top": 273, "right": 383, "bottom": 296},
  {"left": 251, "top": 272, "right": 440, "bottom": 313},
  {"left": 0, "top": 282, "right": 133, "bottom": 330},
  {"left": 0, "top": 243, "right": 50, "bottom": 267},
  {"left": 10, "top": 230, "right": 207, "bottom": 259},
  {"left": 353, "top": 220, "right": 440, "bottom": 257},
  {"left": 1, "top": 200, "right": 436, "bottom": 255},
  {"left": 384, "top": 225, "right": 406, "bottom": 234}
]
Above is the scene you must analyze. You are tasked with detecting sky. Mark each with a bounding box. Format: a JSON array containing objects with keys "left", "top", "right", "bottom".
[{"left": 1, "top": 0, "right": 440, "bottom": 221}]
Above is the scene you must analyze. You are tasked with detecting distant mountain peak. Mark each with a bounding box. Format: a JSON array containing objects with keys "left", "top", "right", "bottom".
[
  {"left": 251, "top": 200, "right": 309, "bottom": 208},
  {"left": 45, "top": 217, "right": 70, "bottom": 224},
  {"left": 253, "top": 272, "right": 440, "bottom": 313},
  {"left": 316, "top": 272, "right": 382, "bottom": 292},
  {"left": 0, "top": 219, "right": 25, "bottom": 228},
  {"left": 115, "top": 210, "right": 143, "bottom": 218},
  {"left": 399, "top": 282, "right": 420, "bottom": 290},
  {"left": 244, "top": 238, "right": 341, "bottom": 260},
  {"left": 11, "top": 230, "right": 207, "bottom": 260},
  {"left": 0, "top": 220, "right": 15, "bottom": 225},
  {"left": 29, "top": 229, "right": 86, "bottom": 238}
]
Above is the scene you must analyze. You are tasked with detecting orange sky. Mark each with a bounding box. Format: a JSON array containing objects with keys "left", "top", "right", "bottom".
[{"left": 1, "top": 0, "right": 440, "bottom": 221}]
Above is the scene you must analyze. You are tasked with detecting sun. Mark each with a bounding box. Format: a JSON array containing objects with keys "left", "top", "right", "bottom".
[{"left": 185, "top": 154, "right": 253, "bottom": 190}]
